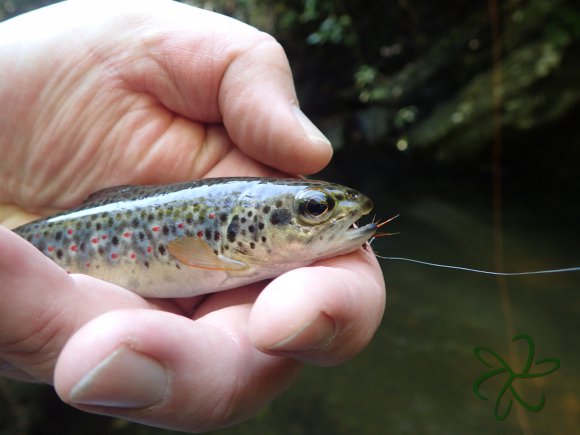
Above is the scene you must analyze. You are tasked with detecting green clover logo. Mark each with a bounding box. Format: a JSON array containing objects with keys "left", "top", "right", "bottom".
[{"left": 473, "top": 333, "right": 560, "bottom": 421}]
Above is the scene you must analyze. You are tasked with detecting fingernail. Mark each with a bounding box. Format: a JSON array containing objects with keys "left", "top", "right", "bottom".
[
  {"left": 292, "top": 106, "right": 331, "bottom": 146},
  {"left": 69, "top": 347, "right": 168, "bottom": 408},
  {"left": 270, "top": 312, "right": 336, "bottom": 352}
]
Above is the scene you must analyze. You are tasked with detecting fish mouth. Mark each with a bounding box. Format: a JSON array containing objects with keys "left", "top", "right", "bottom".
[
  {"left": 342, "top": 193, "right": 375, "bottom": 241},
  {"left": 345, "top": 221, "right": 377, "bottom": 241}
]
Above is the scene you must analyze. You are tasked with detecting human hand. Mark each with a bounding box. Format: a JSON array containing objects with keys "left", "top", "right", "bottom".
[{"left": 0, "top": 1, "right": 386, "bottom": 432}]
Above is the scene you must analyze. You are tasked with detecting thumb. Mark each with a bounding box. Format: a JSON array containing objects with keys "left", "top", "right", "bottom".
[{"left": 117, "top": 3, "right": 333, "bottom": 174}]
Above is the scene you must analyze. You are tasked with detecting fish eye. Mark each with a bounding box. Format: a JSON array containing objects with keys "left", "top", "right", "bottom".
[{"left": 297, "top": 188, "right": 335, "bottom": 224}]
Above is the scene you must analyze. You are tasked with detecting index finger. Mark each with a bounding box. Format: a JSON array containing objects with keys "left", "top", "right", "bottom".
[{"left": 248, "top": 248, "right": 386, "bottom": 366}]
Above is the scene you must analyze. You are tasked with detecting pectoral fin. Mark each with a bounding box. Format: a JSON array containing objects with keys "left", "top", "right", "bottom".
[{"left": 167, "top": 237, "right": 248, "bottom": 271}]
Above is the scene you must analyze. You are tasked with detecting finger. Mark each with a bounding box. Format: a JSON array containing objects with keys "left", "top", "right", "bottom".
[
  {"left": 248, "top": 249, "right": 386, "bottom": 366},
  {"left": 54, "top": 308, "right": 301, "bottom": 432},
  {"left": 117, "top": 3, "right": 333, "bottom": 174},
  {"left": 0, "top": 226, "right": 151, "bottom": 382}
]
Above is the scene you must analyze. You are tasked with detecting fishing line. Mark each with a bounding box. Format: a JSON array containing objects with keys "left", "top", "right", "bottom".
[{"left": 374, "top": 255, "right": 580, "bottom": 276}]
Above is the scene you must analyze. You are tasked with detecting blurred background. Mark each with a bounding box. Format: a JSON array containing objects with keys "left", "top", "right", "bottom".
[{"left": 1, "top": 0, "right": 579, "bottom": 434}]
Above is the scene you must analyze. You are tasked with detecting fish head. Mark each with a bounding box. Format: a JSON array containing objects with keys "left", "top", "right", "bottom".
[{"left": 237, "top": 181, "right": 376, "bottom": 266}]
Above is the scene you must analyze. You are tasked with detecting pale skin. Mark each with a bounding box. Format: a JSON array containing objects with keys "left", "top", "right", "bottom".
[{"left": 0, "top": 1, "right": 386, "bottom": 432}]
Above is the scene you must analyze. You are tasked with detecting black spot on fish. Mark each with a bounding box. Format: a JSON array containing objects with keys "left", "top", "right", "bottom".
[
  {"left": 258, "top": 222, "right": 265, "bottom": 230},
  {"left": 233, "top": 215, "right": 239, "bottom": 221},
  {"left": 144, "top": 260, "right": 150, "bottom": 268},
  {"left": 79, "top": 242, "right": 86, "bottom": 252},
  {"left": 247, "top": 210, "right": 253, "bottom": 217},
  {"left": 112, "top": 236, "right": 119, "bottom": 246},
  {"left": 176, "top": 263, "right": 181, "bottom": 270},
  {"left": 270, "top": 208, "right": 291, "bottom": 226},
  {"left": 158, "top": 244, "right": 166, "bottom": 255},
  {"left": 275, "top": 200, "right": 283, "bottom": 208},
  {"left": 107, "top": 217, "right": 114, "bottom": 227},
  {"left": 248, "top": 225, "right": 255, "bottom": 233},
  {"left": 147, "top": 214, "right": 155, "bottom": 222},
  {"left": 185, "top": 229, "right": 194, "bottom": 237},
  {"left": 132, "top": 218, "right": 139, "bottom": 228},
  {"left": 205, "top": 228, "right": 212, "bottom": 240},
  {"left": 250, "top": 242, "right": 255, "bottom": 249},
  {"left": 56, "top": 249, "right": 63, "bottom": 260},
  {"left": 262, "top": 236, "right": 267, "bottom": 243},
  {"left": 55, "top": 231, "right": 63, "bottom": 241},
  {"left": 262, "top": 205, "right": 271, "bottom": 214},
  {"left": 241, "top": 217, "right": 247, "bottom": 224},
  {"left": 227, "top": 220, "right": 240, "bottom": 243},
  {"left": 139, "top": 231, "right": 145, "bottom": 241},
  {"left": 220, "top": 213, "right": 228, "bottom": 223},
  {"left": 186, "top": 216, "right": 194, "bottom": 225},
  {"left": 85, "top": 221, "right": 92, "bottom": 229},
  {"left": 96, "top": 222, "right": 102, "bottom": 231},
  {"left": 163, "top": 225, "right": 170, "bottom": 235}
]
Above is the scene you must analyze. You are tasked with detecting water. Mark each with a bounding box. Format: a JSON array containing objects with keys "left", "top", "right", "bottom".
[{"left": 214, "top": 171, "right": 580, "bottom": 435}]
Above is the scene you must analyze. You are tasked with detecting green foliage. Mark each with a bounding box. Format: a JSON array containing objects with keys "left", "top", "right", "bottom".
[{"left": 2, "top": 0, "right": 579, "bottom": 166}]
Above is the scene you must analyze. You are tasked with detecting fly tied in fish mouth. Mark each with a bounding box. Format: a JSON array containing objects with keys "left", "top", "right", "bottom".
[{"left": 12, "top": 177, "right": 378, "bottom": 298}]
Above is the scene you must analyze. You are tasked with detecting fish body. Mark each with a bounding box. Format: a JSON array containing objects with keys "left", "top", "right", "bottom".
[{"left": 13, "top": 177, "right": 376, "bottom": 297}]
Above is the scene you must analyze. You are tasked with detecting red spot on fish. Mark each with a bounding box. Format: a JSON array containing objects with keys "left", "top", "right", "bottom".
[
  {"left": 111, "top": 253, "right": 118, "bottom": 260},
  {"left": 102, "top": 234, "right": 108, "bottom": 240},
  {"left": 47, "top": 246, "right": 54, "bottom": 252},
  {"left": 70, "top": 245, "right": 78, "bottom": 252},
  {"left": 147, "top": 246, "right": 153, "bottom": 253},
  {"left": 208, "top": 213, "right": 215, "bottom": 219},
  {"left": 35, "top": 233, "right": 41, "bottom": 238},
  {"left": 91, "top": 237, "right": 99, "bottom": 244},
  {"left": 130, "top": 253, "right": 137, "bottom": 260},
  {"left": 197, "top": 231, "right": 203, "bottom": 238},
  {"left": 67, "top": 229, "right": 73, "bottom": 235},
  {"left": 152, "top": 226, "right": 160, "bottom": 232},
  {"left": 214, "top": 233, "right": 221, "bottom": 241},
  {"left": 178, "top": 222, "right": 184, "bottom": 229},
  {"left": 85, "top": 262, "right": 91, "bottom": 268},
  {"left": 124, "top": 231, "right": 131, "bottom": 238}
]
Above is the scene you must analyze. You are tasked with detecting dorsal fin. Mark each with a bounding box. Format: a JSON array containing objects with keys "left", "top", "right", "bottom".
[{"left": 83, "top": 185, "right": 134, "bottom": 203}]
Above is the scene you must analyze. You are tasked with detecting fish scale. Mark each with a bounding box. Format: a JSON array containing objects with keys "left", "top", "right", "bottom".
[{"left": 13, "top": 177, "right": 377, "bottom": 297}]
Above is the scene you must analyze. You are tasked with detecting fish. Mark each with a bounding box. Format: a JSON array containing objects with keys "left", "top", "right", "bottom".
[{"left": 12, "top": 177, "right": 377, "bottom": 298}]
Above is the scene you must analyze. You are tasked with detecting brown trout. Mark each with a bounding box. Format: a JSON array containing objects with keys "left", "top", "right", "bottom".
[{"left": 13, "top": 178, "right": 376, "bottom": 297}]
